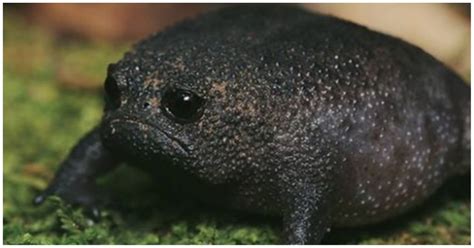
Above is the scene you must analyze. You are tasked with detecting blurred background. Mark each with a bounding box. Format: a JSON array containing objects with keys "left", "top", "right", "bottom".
[
  {"left": 5, "top": 3, "right": 471, "bottom": 90},
  {"left": 3, "top": 3, "right": 471, "bottom": 245}
]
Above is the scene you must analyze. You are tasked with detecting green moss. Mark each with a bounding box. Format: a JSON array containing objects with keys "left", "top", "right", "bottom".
[{"left": 3, "top": 7, "right": 470, "bottom": 244}]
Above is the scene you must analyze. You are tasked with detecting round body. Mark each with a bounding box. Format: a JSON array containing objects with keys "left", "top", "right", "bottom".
[{"left": 99, "top": 5, "right": 470, "bottom": 229}]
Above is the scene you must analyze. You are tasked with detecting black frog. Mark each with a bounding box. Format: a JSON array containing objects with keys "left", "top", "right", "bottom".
[{"left": 34, "top": 5, "right": 470, "bottom": 244}]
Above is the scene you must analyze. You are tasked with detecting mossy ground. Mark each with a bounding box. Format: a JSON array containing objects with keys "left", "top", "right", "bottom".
[{"left": 3, "top": 8, "right": 471, "bottom": 244}]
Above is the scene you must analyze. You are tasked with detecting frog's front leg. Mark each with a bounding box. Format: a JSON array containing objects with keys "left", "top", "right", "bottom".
[
  {"left": 282, "top": 178, "right": 333, "bottom": 244},
  {"left": 34, "top": 126, "right": 120, "bottom": 209}
]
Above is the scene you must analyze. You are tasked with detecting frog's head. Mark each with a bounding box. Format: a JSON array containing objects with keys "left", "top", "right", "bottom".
[
  {"left": 100, "top": 62, "right": 206, "bottom": 164},
  {"left": 100, "top": 26, "right": 278, "bottom": 184}
]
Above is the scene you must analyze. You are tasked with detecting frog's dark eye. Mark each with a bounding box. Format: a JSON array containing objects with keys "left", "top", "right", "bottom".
[
  {"left": 104, "top": 75, "right": 121, "bottom": 110},
  {"left": 161, "top": 88, "right": 205, "bottom": 123}
]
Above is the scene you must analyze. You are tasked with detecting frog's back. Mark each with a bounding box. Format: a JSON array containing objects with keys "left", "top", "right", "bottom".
[
  {"left": 216, "top": 6, "right": 472, "bottom": 225},
  {"left": 197, "top": 6, "right": 472, "bottom": 224}
]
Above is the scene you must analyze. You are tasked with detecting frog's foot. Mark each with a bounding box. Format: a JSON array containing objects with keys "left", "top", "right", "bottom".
[
  {"left": 32, "top": 127, "right": 120, "bottom": 220},
  {"left": 33, "top": 181, "right": 107, "bottom": 219}
]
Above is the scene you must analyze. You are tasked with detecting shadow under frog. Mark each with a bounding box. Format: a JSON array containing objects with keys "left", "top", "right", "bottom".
[{"left": 34, "top": 5, "right": 470, "bottom": 244}]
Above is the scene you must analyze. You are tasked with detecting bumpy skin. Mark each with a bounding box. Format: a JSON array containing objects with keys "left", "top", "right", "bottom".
[{"left": 35, "top": 6, "right": 470, "bottom": 244}]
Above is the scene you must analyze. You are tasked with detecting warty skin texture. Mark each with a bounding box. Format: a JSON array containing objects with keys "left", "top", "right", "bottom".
[{"left": 34, "top": 6, "right": 470, "bottom": 244}]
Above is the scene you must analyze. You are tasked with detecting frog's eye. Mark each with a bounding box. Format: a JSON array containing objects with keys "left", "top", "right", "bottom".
[
  {"left": 161, "top": 88, "right": 205, "bottom": 123},
  {"left": 104, "top": 75, "right": 121, "bottom": 110}
]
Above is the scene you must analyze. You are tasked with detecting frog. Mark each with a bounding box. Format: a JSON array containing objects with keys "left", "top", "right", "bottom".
[{"left": 34, "top": 5, "right": 470, "bottom": 244}]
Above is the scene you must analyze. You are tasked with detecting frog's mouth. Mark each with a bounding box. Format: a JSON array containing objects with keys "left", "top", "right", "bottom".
[{"left": 101, "top": 118, "right": 191, "bottom": 158}]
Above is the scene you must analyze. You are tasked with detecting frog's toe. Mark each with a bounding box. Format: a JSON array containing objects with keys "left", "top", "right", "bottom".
[
  {"left": 84, "top": 206, "right": 102, "bottom": 221},
  {"left": 33, "top": 187, "right": 55, "bottom": 206},
  {"left": 33, "top": 192, "right": 48, "bottom": 205}
]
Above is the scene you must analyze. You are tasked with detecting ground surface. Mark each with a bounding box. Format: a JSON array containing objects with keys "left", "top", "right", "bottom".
[{"left": 3, "top": 9, "right": 471, "bottom": 244}]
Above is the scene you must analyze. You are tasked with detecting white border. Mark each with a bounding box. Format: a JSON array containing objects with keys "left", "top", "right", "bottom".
[{"left": 1, "top": 2, "right": 472, "bottom": 247}]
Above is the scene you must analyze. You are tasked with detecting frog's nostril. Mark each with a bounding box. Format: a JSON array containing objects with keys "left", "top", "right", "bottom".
[{"left": 143, "top": 102, "right": 151, "bottom": 109}]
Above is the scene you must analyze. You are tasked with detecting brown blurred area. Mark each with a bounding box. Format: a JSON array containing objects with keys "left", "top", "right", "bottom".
[
  {"left": 305, "top": 3, "right": 470, "bottom": 80},
  {"left": 7, "top": 3, "right": 471, "bottom": 79},
  {"left": 22, "top": 4, "right": 218, "bottom": 42}
]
